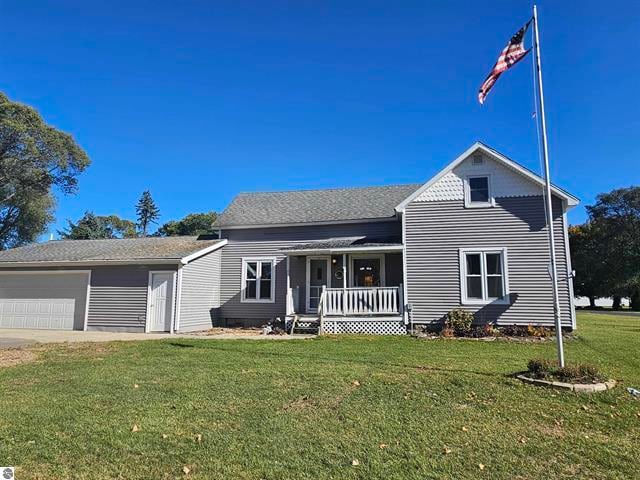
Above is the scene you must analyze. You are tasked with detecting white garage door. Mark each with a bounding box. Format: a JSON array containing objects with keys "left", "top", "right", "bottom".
[{"left": 0, "top": 272, "right": 89, "bottom": 330}]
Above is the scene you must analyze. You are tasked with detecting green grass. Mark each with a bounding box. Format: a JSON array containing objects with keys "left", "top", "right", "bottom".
[{"left": 0, "top": 312, "right": 639, "bottom": 479}]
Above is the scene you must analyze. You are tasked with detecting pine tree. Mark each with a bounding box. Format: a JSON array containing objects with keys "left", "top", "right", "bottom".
[{"left": 135, "top": 190, "right": 160, "bottom": 236}]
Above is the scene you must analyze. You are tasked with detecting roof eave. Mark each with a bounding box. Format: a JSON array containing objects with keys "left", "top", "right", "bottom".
[{"left": 0, "top": 259, "right": 183, "bottom": 268}]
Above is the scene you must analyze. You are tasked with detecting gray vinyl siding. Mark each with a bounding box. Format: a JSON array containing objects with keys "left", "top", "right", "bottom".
[
  {"left": 219, "top": 221, "right": 401, "bottom": 325},
  {"left": 178, "top": 250, "right": 222, "bottom": 332},
  {"left": 405, "top": 195, "right": 573, "bottom": 327},
  {"left": 88, "top": 265, "right": 176, "bottom": 332}
]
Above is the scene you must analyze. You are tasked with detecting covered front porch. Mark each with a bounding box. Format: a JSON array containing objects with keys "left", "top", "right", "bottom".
[{"left": 283, "top": 238, "right": 407, "bottom": 335}]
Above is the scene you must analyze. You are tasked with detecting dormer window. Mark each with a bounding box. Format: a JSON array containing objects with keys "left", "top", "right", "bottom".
[{"left": 465, "top": 175, "right": 493, "bottom": 208}]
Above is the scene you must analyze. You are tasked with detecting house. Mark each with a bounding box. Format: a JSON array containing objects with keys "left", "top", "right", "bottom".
[{"left": 0, "top": 142, "right": 579, "bottom": 334}]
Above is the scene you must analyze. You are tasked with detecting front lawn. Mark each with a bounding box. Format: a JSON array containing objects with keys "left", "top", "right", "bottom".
[{"left": 1, "top": 312, "right": 638, "bottom": 479}]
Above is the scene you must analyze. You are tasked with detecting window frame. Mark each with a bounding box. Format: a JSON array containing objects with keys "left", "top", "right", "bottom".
[
  {"left": 349, "top": 253, "right": 386, "bottom": 287},
  {"left": 241, "top": 257, "right": 276, "bottom": 303},
  {"left": 464, "top": 174, "right": 494, "bottom": 208},
  {"left": 459, "top": 248, "right": 509, "bottom": 305}
]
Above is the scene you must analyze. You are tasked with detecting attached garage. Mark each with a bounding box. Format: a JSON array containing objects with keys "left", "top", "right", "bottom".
[
  {"left": 0, "top": 236, "right": 227, "bottom": 333},
  {"left": 0, "top": 272, "right": 89, "bottom": 330}
]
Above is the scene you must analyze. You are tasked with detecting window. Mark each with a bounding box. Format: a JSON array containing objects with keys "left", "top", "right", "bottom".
[
  {"left": 465, "top": 175, "right": 492, "bottom": 207},
  {"left": 242, "top": 258, "right": 275, "bottom": 302},
  {"left": 459, "top": 249, "right": 509, "bottom": 304},
  {"left": 350, "top": 255, "right": 385, "bottom": 287}
]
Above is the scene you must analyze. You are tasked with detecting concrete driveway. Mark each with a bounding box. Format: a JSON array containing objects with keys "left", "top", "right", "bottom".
[{"left": 0, "top": 329, "right": 312, "bottom": 348}]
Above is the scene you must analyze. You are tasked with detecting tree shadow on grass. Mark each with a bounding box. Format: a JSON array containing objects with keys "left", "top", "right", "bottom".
[{"left": 165, "top": 341, "right": 501, "bottom": 379}]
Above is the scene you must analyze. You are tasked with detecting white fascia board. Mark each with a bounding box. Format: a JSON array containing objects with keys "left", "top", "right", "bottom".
[
  {"left": 0, "top": 259, "right": 181, "bottom": 268},
  {"left": 180, "top": 239, "right": 228, "bottom": 264},
  {"left": 394, "top": 142, "right": 579, "bottom": 212}
]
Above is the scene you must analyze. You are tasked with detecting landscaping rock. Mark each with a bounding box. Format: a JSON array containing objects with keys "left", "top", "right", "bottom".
[{"left": 516, "top": 374, "right": 616, "bottom": 393}]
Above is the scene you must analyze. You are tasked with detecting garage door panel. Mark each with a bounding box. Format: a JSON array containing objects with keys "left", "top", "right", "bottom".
[{"left": 0, "top": 273, "right": 88, "bottom": 330}]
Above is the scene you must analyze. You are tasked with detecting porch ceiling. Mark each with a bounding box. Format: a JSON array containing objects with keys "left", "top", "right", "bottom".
[{"left": 281, "top": 237, "right": 403, "bottom": 255}]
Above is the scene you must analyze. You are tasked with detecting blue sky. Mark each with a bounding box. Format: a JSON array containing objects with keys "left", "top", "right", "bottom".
[{"left": 1, "top": 1, "right": 638, "bottom": 237}]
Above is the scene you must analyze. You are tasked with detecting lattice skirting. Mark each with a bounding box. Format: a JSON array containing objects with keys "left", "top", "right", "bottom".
[{"left": 322, "top": 319, "right": 407, "bottom": 335}]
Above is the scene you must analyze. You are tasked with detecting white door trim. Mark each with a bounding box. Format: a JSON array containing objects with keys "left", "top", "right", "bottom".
[
  {"left": 145, "top": 270, "right": 177, "bottom": 333},
  {"left": 305, "top": 256, "right": 331, "bottom": 314}
]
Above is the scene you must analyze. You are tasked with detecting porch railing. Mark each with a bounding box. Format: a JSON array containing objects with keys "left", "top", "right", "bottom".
[{"left": 322, "top": 286, "right": 402, "bottom": 316}]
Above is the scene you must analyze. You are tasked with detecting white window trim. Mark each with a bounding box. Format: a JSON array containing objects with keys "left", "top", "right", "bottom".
[
  {"left": 459, "top": 248, "right": 510, "bottom": 305},
  {"left": 349, "top": 253, "right": 386, "bottom": 287},
  {"left": 241, "top": 257, "right": 276, "bottom": 303},
  {"left": 464, "top": 174, "right": 495, "bottom": 208}
]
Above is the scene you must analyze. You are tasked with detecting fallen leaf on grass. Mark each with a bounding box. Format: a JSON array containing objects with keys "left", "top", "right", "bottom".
[
  {"left": 519, "top": 437, "right": 527, "bottom": 444},
  {"left": 131, "top": 424, "right": 140, "bottom": 432},
  {"left": 582, "top": 405, "right": 589, "bottom": 411},
  {"left": 351, "top": 459, "right": 360, "bottom": 466},
  {"left": 182, "top": 465, "right": 191, "bottom": 475},
  {"left": 442, "top": 447, "right": 452, "bottom": 454},
  {"left": 379, "top": 443, "right": 388, "bottom": 449}
]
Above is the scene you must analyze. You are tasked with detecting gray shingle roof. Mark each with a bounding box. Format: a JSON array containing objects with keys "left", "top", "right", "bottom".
[
  {"left": 0, "top": 236, "right": 224, "bottom": 264},
  {"left": 215, "top": 184, "right": 421, "bottom": 227},
  {"left": 282, "top": 237, "right": 403, "bottom": 252}
]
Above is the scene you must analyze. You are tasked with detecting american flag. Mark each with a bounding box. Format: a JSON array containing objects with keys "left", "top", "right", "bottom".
[{"left": 478, "top": 19, "right": 532, "bottom": 104}]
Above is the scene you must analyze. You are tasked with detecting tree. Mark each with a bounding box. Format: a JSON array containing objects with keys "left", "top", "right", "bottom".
[
  {"left": 135, "top": 190, "right": 160, "bottom": 236},
  {"left": 569, "top": 224, "right": 608, "bottom": 307},
  {"left": 586, "top": 187, "right": 640, "bottom": 300},
  {"left": 157, "top": 212, "right": 218, "bottom": 237},
  {"left": 571, "top": 186, "right": 640, "bottom": 310},
  {"left": 0, "top": 92, "right": 90, "bottom": 249},
  {"left": 59, "top": 212, "right": 137, "bottom": 240}
]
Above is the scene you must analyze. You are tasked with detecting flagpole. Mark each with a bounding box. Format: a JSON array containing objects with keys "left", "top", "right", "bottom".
[{"left": 533, "top": 5, "right": 565, "bottom": 367}]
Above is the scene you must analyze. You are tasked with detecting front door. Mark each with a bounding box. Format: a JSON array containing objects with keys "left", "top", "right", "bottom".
[
  {"left": 306, "top": 257, "right": 330, "bottom": 313},
  {"left": 148, "top": 272, "right": 174, "bottom": 332}
]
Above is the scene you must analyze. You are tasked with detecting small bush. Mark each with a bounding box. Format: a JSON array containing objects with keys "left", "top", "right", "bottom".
[
  {"left": 444, "top": 309, "right": 474, "bottom": 336},
  {"left": 441, "top": 326, "right": 455, "bottom": 338},
  {"left": 526, "top": 358, "right": 606, "bottom": 383}
]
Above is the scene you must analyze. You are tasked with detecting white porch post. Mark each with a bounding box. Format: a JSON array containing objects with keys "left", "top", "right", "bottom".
[
  {"left": 286, "top": 255, "right": 292, "bottom": 315},
  {"left": 342, "top": 253, "right": 347, "bottom": 315}
]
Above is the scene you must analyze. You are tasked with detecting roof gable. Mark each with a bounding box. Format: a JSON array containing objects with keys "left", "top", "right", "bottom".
[{"left": 395, "top": 142, "right": 579, "bottom": 211}]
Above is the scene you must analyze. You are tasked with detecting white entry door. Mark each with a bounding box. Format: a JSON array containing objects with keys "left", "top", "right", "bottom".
[
  {"left": 306, "top": 256, "right": 330, "bottom": 313},
  {"left": 147, "top": 272, "right": 175, "bottom": 332}
]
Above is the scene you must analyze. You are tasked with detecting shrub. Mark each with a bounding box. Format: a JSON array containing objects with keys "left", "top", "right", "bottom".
[
  {"left": 556, "top": 364, "right": 605, "bottom": 383},
  {"left": 444, "top": 309, "right": 474, "bottom": 336},
  {"left": 440, "top": 326, "right": 455, "bottom": 338},
  {"left": 483, "top": 324, "right": 498, "bottom": 337},
  {"left": 527, "top": 358, "right": 555, "bottom": 378},
  {"left": 526, "top": 358, "right": 606, "bottom": 383}
]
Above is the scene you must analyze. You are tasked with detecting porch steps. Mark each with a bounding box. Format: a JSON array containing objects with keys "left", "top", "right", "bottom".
[{"left": 289, "top": 315, "right": 320, "bottom": 335}]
